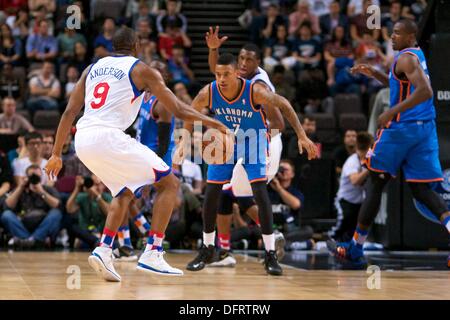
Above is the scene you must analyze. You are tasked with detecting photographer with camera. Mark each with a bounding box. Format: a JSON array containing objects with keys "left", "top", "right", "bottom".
[
  {"left": 65, "top": 175, "right": 111, "bottom": 249},
  {"left": 268, "top": 159, "right": 315, "bottom": 251},
  {"left": 1, "top": 164, "right": 62, "bottom": 248}
]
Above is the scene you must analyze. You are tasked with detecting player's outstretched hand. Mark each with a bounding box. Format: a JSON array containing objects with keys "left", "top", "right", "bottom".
[
  {"left": 298, "top": 136, "right": 318, "bottom": 160},
  {"left": 45, "top": 155, "right": 62, "bottom": 181},
  {"left": 205, "top": 26, "right": 228, "bottom": 49},
  {"left": 350, "top": 64, "right": 374, "bottom": 77}
]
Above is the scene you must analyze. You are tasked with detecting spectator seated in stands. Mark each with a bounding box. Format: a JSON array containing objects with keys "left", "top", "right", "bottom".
[
  {"left": 0, "top": 23, "right": 22, "bottom": 67},
  {"left": 333, "top": 129, "right": 357, "bottom": 176},
  {"left": 26, "top": 61, "right": 61, "bottom": 115},
  {"left": 289, "top": 0, "right": 321, "bottom": 37},
  {"left": 131, "top": 1, "right": 158, "bottom": 30},
  {"left": 324, "top": 25, "right": 354, "bottom": 87},
  {"left": 28, "top": 2, "right": 56, "bottom": 36},
  {"left": 319, "top": 0, "right": 349, "bottom": 39},
  {"left": 0, "top": 96, "right": 34, "bottom": 135},
  {"left": 328, "top": 131, "right": 373, "bottom": 242},
  {"left": 0, "top": 63, "right": 27, "bottom": 104},
  {"left": 135, "top": 16, "right": 158, "bottom": 43},
  {"left": 2, "top": 163, "right": 62, "bottom": 249},
  {"left": 355, "top": 31, "right": 387, "bottom": 94},
  {"left": 156, "top": 0, "right": 187, "bottom": 35},
  {"left": 41, "top": 133, "right": 54, "bottom": 160},
  {"left": 7, "top": 130, "right": 28, "bottom": 166},
  {"left": 349, "top": 0, "right": 380, "bottom": 45},
  {"left": 63, "top": 65, "right": 79, "bottom": 102},
  {"left": 158, "top": 20, "right": 192, "bottom": 61},
  {"left": 249, "top": 3, "right": 287, "bottom": 47},
  {"left": 12, "top": 132, "right": 48, "bottom": 185},
  {"left": 65, "top": 175, "right": 110, "bottom": 249},
  {"left": 263, "top": 24, "right": 294, "bottom": 73},
  {"left": 26, "top": 19, "right": 58, "bottom": 65},
  {"left": 6, "top": 8, "right": 29, "bottom": 41},
  {"left": 167, "top": 45, "right": 195, "bottom": 87},
  {"left": 93, "top": 18, "right": 115, "bottom": 55},
  {"left": 70, "top": 41, "right": 88, "bottom": 75},
  {"left": 292, "top": 21, "right": 322, "bottom": 73},
  {"left": 0, "top": 150, "right": 13, "bottom": 209},
  {"left": 268, "top": 159, "right": 315, "bottom": 250},
  {"left": 137, "top": 36, "right": 160, "bottom": 66},
  {"left": 57, "top": 26, "right": 87, "bottom": 64}
]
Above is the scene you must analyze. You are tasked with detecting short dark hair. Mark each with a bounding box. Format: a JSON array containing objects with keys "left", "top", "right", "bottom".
[
  {"left": 241, "top": 43, "right": 261, "bottom": 60},
  {"left": 303, "top": 115, "right": 316, "bottom": 123},
  {"left": 280, "top": 158, "right": 295, "bottom": 173},
  {"left": 398, "top": 19, "right": 418, "bottom": 35},
  {"left": 112, "top": 26, "right": 137, "bottom": 52},
  {"left": 172, "top": 44, "right": 184, "bottom": 51},
  {"left": 273, "top": 64, "right": 285, "bottom": 75},
  {"left": 356, "top": 132, "right": 373, "bottom": 151},
  {"left": 217, "top": 53, "right": 237, "bottom": 67},
  {"left": 25, "top": 132, "right": 43, "bottom": 144},
  {"left": 25, "top": 164, "right": 41, "bottom": 176}
]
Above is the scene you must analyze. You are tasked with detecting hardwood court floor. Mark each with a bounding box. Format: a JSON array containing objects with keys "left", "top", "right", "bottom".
[{"left": 0, "top": 251, "right": 449, "bottom": 300}]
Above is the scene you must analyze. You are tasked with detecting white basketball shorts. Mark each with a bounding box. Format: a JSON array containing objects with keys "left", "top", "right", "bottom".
[{"left": 75, "top": 127, "right": 170, "bottom": 197}]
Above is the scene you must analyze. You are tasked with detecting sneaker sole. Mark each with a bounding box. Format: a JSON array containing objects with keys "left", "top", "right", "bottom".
[
  {"left": 208, "top": 257, "right": 237, "bottom": 268},
  {"left": 88, "top": 255, "right": 121, "bottom": 282},
  {"left": 113, "top": 255, "right": 138, "bottom": 262},
  {"left": 136, "top": 263, "right": 184, "bottom": 276}
]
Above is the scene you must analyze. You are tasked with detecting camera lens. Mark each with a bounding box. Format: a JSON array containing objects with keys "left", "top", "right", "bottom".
[
  {"left": 28, "top": 173, "right": 41, "bottom": 185},
  {"left": 83, "top": 176, "right": 94, "bottom": 188}
]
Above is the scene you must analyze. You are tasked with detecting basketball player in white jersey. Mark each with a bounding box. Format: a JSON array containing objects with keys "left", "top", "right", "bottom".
[{"left": 45, "top": 26, "right": 227, "bottom": 282}]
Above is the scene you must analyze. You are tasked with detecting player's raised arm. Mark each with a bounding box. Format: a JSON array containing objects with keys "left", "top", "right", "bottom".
[
  {"left": 45, "top": 64, "right": 91, "bottom": 180},
  {"left": 206, "top": 26, "right": 228, "bottom": 73},
  {"left": 132, "top": 62, "right": 227, "bottom": 133},
  {"left": 252, "top": 82, "right": 318, "bottom": 160}
]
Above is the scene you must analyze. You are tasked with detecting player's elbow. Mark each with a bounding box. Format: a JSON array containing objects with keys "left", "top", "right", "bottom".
[{"left": 423, "top": 86, "right": 434, "bottom": 100}]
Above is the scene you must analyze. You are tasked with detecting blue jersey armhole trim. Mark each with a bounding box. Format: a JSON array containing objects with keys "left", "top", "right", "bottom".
[{"left": 129, "top": 59, "right": 142, "bottom": 99}]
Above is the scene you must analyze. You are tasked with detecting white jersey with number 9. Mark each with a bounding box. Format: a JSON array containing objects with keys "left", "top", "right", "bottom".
[{"left": 77, "top": 56, "right": 144, "bottom": 131}]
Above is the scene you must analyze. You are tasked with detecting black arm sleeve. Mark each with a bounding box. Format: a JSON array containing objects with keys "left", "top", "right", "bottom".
[{"left": 156, "top": 122, "right": 172, "bottom": 158}]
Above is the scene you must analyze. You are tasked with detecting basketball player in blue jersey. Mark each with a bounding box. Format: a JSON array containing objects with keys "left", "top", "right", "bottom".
[
  {"left": 328, "top": 20, "right": 450, "bottom": 268},
  {"left": 178, "top": 53, "right": 317, "bottom": 275},
  {"left": 204, "top": 27, "right": 287, "bottom": 266},
  {"left": 136, "top": 61, "right": 175, "bottom": 166}
]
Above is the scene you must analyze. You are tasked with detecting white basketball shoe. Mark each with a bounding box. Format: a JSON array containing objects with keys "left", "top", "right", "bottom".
[
  {"left": 88, "top": 246, "right": 122, "bottom": 282},
  {"left": 137, "top": 250, "right": 184, "bottom": 276}
]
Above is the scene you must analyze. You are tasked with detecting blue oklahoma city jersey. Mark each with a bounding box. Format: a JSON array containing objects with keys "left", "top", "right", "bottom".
[
  {"left": 367, "top": 46, "right": 442, "bottom": 182},
  {"left": 136, "top": 93, "right": 175, "bottom": 166},
  {"left": 207, "top": 79, "right": 268, "bottom": 183},
  {"left": 210, "top": 79, "right": 268, "bottom": 164},
  {"left": 389, "top": 47, "right": 436, "bottom": 122}
]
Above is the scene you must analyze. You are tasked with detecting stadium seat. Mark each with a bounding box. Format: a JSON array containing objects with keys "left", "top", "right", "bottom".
[
  {"left": 334, "top": 94, "right": 362, "bottom": 115},
  {"left": 338, "top": 113, "right": 367, "bottom": 132},
  {"left": 17, "top": 109, "right": 31, "bottom": 122},
  {"left": 33, "top": 110, "right": 61, "bottom": 130}
]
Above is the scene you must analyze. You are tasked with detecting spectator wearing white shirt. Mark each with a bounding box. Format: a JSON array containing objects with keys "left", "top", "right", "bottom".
[
  {"left": 328, "top": 131, "right": 373, "bottom": 242},
  {"left": 12, "top": 132, "right": 48, "bottom": 186}
]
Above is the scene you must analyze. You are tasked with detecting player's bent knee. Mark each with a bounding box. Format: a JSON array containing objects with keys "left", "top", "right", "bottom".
[{"left": 156, "top": 173, "right": 180, "bottom": 192}]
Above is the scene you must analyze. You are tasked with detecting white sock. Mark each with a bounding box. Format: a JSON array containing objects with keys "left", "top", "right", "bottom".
[
  {"left": 262, "top": 233, "right": 275, "bottom": 252},
  {"left": 203, "top": 231, "right": 216, "bottom": 247}
]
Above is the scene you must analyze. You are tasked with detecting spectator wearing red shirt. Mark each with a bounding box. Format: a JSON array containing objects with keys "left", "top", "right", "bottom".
[{"left": 158, "top": 21, "right": 191, "bottom": 61}]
